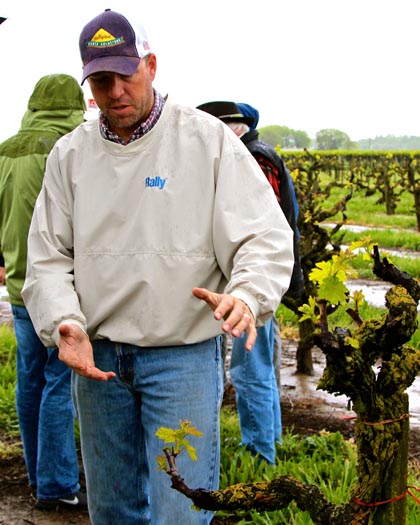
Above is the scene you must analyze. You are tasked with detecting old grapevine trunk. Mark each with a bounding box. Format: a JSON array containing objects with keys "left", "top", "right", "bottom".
[{"left": 163, "top": 249, "right": 420, "bottom": 524}]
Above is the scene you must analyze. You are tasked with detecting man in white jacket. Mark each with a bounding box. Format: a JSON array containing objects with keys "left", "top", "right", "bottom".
[{"left": 22, "top": 9, "right": 294, "bottom": 525}]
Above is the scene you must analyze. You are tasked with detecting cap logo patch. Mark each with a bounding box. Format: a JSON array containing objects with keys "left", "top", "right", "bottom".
[{"left": 87, "top": 28, "right": 125, "bottom": 48}]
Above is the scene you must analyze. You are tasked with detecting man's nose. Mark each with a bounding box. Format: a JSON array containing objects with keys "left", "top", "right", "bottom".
[{"left": 108, "top": 76, "right": 125, "bottom": 98}]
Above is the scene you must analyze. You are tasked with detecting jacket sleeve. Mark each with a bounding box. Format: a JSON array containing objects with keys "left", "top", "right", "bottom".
[
  {"left": 21, "top": 147, "right": 87, "bottom": 347},
  {"left": 251, "top": 147, "right": 304, "bottom": 300},
  {"left": 212, "top": 143, "right": 294, "bottom": 326},
  {"left": 279, "top": 164, "right": 305, "bottom": 299}
]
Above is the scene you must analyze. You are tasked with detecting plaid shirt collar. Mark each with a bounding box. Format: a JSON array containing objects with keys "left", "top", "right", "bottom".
[{"left": 99, "top": 89, "right": 165, "bottom": 145}]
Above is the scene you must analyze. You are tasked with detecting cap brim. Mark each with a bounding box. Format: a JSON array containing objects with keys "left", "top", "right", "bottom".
[
  {"left": 81, "top": 56, "right": 141, "bottom": 84},
  {"left": 220, "top": 115, "right": 256, "bottom": 127}
]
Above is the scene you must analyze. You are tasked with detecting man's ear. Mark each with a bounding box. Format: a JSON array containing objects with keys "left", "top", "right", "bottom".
[{"left": 147, "top": 53, "right": 157, "bottom": 81}]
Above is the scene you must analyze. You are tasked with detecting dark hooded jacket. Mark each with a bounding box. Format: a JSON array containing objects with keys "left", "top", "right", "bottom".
[
  {"left": 237, "top": 103, "right": 303, "bottom": 298},
  {"left": 0, "top": 74, "right": 85, "bottom": 305}
]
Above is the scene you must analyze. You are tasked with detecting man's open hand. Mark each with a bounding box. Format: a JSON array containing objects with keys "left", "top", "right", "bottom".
[{"left": 59, "top": 324, "right": 116, "bottom": 381}]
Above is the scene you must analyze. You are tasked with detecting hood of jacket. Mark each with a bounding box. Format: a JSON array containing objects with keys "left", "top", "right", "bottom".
[
  {"left": 20, "top": 74, "right": 86, "bottom": 136},
  {"left": 236, "top": 103, "right": 259, "bottom": 130}
]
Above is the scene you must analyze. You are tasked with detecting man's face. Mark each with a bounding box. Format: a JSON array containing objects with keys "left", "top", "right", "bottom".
[{"left": 87, "top": 54, "right": 157, "bottom": 141}]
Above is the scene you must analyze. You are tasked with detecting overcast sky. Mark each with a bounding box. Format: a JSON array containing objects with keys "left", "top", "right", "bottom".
[{"left": 1, "top": 0, "right": 420, "bottom": 143}]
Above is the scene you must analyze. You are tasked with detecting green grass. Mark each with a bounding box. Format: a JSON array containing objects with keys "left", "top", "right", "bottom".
[
  {"left": 0, "top": 326, "right": 19, "bottom": 436},
  {"left": 0, "top": 325, "right": 82, "bottom": 450},
  {"left": 324, "top": 186, "right": 418, "bottom": 231},
  {"left": 334, "top": 228, "right": 420, "bottom": 255},
  {"left": 321, "top": 184, "right": 420, "bottom": 251}
]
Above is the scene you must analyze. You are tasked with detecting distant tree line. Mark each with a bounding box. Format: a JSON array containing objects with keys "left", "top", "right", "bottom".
[
  {"left": 257, "top": 125, "right": 312, "bottom": 149},
  {"left": 358, "top": 135, "right": 420, "bottom": 151},
  {"left": 258, "top": 125, "right": 420, "bottom": 151}
]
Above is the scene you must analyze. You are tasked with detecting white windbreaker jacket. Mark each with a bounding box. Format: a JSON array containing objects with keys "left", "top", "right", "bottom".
[{"left": 22, "top": 100, "right": 294, "bottom": 348}]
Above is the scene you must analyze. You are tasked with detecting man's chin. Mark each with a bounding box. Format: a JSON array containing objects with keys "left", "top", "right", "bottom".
[{"left": 108, "top": 116, "right": 140, "bottom": 134}]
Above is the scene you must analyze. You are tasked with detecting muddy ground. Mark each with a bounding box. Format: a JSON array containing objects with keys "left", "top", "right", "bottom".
[{"left": 1, "top": 342, "right": 419, "bottom": 525}]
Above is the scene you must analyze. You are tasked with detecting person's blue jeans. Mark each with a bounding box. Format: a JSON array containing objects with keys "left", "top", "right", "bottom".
[
  {"left": 11, "top": 305, "right": 80, "bottom": 499},
  {"left": 73, "top": 337, "right": 223, "bottom": 525},
  {"left": 230, "top": 317, "right": 281, "bottom": 464}
]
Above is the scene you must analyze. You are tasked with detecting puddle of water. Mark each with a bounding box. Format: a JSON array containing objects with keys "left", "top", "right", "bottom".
[
  {"left": 281, "top": 342, "right": 420, "bottom": 429},
  {"left": 347, "top": 279, "right": 420, "bottom": 311},
  {"left": 323, "top": 222, "right": 414, "bottom": 235}
]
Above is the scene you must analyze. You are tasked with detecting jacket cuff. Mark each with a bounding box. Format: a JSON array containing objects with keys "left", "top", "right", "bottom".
[
  {"left": 53, "top": 320, "right": 88, "bottom": 347},
  {"left": 229, "top": 289, "right": 260, "bottom": 324}
]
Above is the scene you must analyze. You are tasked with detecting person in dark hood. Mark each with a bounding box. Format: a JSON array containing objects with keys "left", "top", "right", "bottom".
[
  {"left": 197, "top": 100, "right": 304, "bottom": 464},
  {"left": 0, "top": 74, "right": 87, "bottom": 510},
  {"left": 236, "top": 102, "right": 259, "bottom": 130}
]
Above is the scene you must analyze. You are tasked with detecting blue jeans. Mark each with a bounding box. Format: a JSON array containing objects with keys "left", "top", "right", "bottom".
[
  {"left": 11, "top": 305, "right": 80, "bottom": 499},
  {"left": 230, "top": 317, "right": 281, "bottom": 464},
  {"left": 73, "top": 338, "right": 223, "bottom": 525}
]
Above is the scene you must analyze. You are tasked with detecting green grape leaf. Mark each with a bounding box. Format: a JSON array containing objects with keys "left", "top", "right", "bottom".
[{"left": 318, "top": 276, "right": 348, "bottom": 305}]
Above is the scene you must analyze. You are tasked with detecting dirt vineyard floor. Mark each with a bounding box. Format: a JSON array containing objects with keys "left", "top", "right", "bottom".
[{"left": 1, "top": 343, "right": 419, "bottom": 525}]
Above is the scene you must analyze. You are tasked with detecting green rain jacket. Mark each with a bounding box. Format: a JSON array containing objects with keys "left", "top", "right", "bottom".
[{"left": 0, "top": 74, "right": 85, "bottom": 305}]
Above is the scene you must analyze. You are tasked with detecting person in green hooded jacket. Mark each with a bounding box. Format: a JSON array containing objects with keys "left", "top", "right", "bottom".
[{"left": 0, "top": 74, "right": 88, "bottom": 510}]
